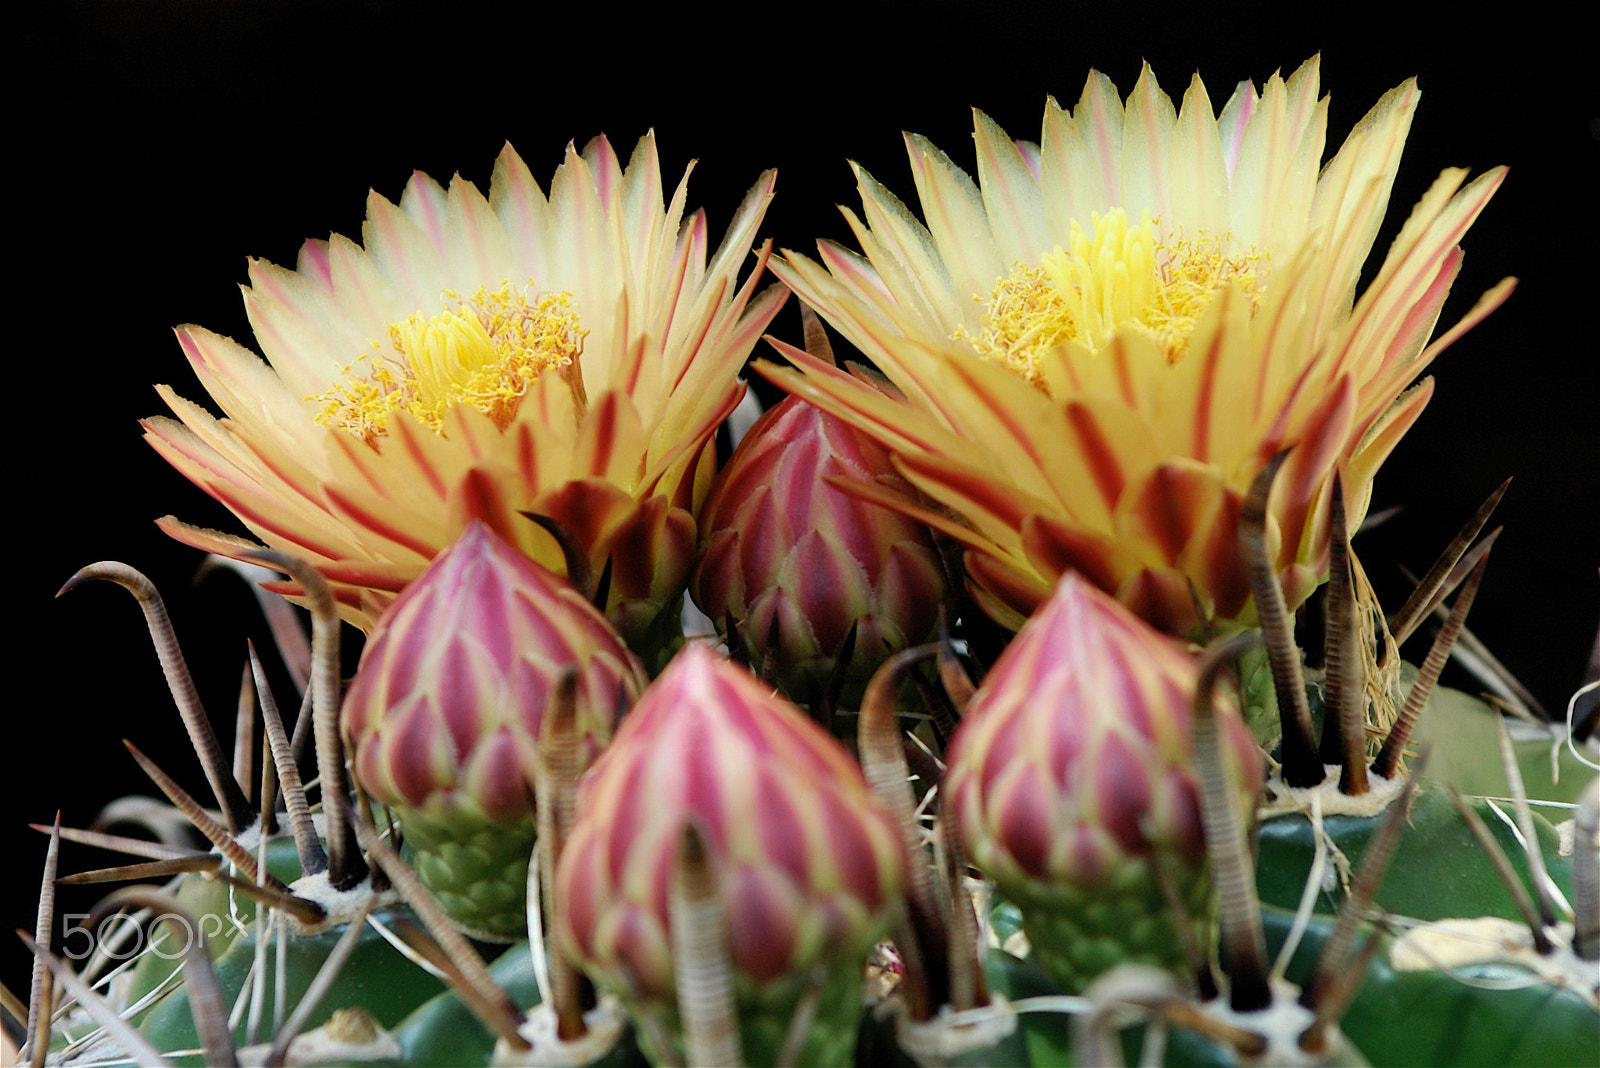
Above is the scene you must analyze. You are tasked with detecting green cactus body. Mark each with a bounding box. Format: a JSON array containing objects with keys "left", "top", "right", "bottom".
[
  {"left": 393, "top": 941, "right": 540, "bottom": 1066},
  {"left": 966, "top": 908, "right": 1597, "bottom": 1067},
  {"left": 1256, "top": 788, "right": 1573, "bottom": 923},
  {"left": 133, "top": 907, "right": 447, "bottom": 1063},
  {"left": 978, "top": 950, "right": 1072, "bottom": 1068},
  {"left": 1407, "top": 680, "right": 1594, "bottom": 805},
  {"left": 1263, "top": 906, "right": 1599, "bottom": 1068},
  {"left": 393, "top": 941, "right": 651, "bottom": 1067},
  {"left": 116, "top": 834, "right": 310, "bottom": 1009},
  {"left": 944, "top": 941, "right": 1367, "bottom": 1068}
]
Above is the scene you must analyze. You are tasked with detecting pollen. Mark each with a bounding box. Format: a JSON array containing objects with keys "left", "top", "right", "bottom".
[
  {"left": 312, "top": 283, "right": 585, "bottom": 443},
  {"left": 962, "top": 209, "right": 1268, "bottom": 389}
]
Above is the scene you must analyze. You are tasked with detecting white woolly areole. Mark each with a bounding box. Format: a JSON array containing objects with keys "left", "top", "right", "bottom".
[
  {"left": 230, "top": 817, "right": 267, "bottom": 854},
  {"left": 233, "top": 810, "right": 332, "bottom": 855},
  {"left": 284, "top": 872, "right": 396, "bottom": 936},
  {"left": 237, "top": 1008, "right": 401, "bottom": 1065},
  {"left": 1556, "top": 818, "right": 1577, "bottom": 858},
  {"left": 894, "top": 994, "right": 1018, "bottom": 1064},
  {"left": 1391, "top": 917, "right": 1599, "bottom": 1009},
  {"left": 493, "top": 996, "right": 626, "bottom": 1067},
  {"left": 1200, "top": 978, "right": 1356, "bottom": 1066},
  {"left": 1258, "top": 764, "right": 1408, "bottom": 819}
]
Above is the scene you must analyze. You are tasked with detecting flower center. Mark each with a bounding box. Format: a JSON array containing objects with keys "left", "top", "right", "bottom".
[
  {"left": 963, "top": 209, "right": 1268, "bottom": 388},
  {"left": 312, "top": 283, "right": 585, "bottom": 442}
]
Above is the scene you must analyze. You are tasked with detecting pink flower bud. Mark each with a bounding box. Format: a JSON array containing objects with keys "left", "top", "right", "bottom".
[
  {"left": 945, "top": 572, "right": 1262, "bottom": 989},
  {"left": 342, "top": 520, "right": 646, "bottom": 939},
  {"left": 555, "top": 643, "right": 905, "bottom": 1013},
  {"left": 692, "top": 395, "right": 948, "bottom": 702}
]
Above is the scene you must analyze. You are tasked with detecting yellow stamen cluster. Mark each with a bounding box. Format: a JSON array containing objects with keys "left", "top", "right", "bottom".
[
  {"left": 963, "top": 209, "right": 1268, "bottom": 389},
  {"left": 313, "top": 283, "right": 585, "bottom": 443}
]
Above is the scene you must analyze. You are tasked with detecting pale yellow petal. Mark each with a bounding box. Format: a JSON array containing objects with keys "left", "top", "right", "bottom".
[
  {"left": 849, "top": 164, "right": 963, "bottom": 336},
  {"left": 1229, "top": 69, "right": 1292, "bottom": 248},
  {"left": 974, "top": 108, "right": 1050, "bottom": 266},
  {"left": 362, "top": 188, "right": 451, "bottom": 311},
  {"left": 645, "top": 148, "right": 696, "bottom": 315},
  {"left": 549, "top": 143, "right": 624, "bottom": 375},
  {"left": 444, "top": 174, "right": 517, "bottom": 288},
  {"left": 490, "top": 143, "right": 553, "bottom": 283},
  {"left": 242, "top": 256, "right": 358, "bottom": 397},
  {"left": 398, "top": 169, "right": 451, "bottom": 253},
  {"left": 173, "top": 326, "right": 324, "bottom": 451},
  {"left": 1153, "top": 283, "right": 1257, "bottom": 468},
  {"left": 1215, "top": 77, "right": 1257, "bottom": 181},
  {"left": 1167, "top": 74, "right": 1230, "bottom": 237},
  {"left": 1267, "top": 56, "right": 1329, "bottom": 247},
  {"left": 1342, "top": 167, "right": 1506, "bottom": 394},
  {"left": 1118, "top": 62, "right": 1177, "bottom": 219},
  {"left": 618, "top": 131, "right": 666, "bottom": 271},
  {"left": 1306, "top": 78, "right": 1419, "bottom": 305},
  {"left": 325, "top": 232, "right": 408, "bottom": 336},
  {"left": 903, "top": 132, "right": 1006, "bottom": 313},
  {"left": 1040, "top": 73, "right": 1123, "bottom": 244}
]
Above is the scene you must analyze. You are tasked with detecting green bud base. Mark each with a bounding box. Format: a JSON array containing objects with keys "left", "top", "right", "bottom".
[
  {"left": 626, "top": 964, "right": 865, "bottom": 1068},
  {"left": 399, "top": 805, "right": 536, "bottom": 942},
  {"left": 1001, "top": 859, "right": 1211, "bottom": 994},
  {"left": 743, "top": 964, "right": 866, "bottom": 1067}
]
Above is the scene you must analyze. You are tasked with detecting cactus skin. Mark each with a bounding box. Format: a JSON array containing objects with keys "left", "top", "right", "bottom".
[
  {"left": 134, "top": 908, "right": 448, "bottom": 1063},
  {"left": 946, "top": 573, "right": 1263, "bottom": 993},
  {"left": 555, "top": 643, "right": 907, "bottom": 1066},
  {"left": 1256, "top": 682, "right": 1578, "bottom": 927},
  {"left": 343, "top": 521, "right": 646, "bottom": 941},
  {"left": 1257, "top": 788, "right": 1573, "bottom": 924},
  {"left": 691, "top": 394, "right": 948, "bottom": 704},
  {"left": 393, "top": 941, "right": 653, "bottom": 1067},
  {"left": 1262, "top": 906, "right": 1599, "bottom": 1068},
  {"left": 976, "top": 905, "right": 1596, "bottom": 1068}
]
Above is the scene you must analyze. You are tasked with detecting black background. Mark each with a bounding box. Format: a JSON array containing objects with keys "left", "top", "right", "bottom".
[{"left": 7, "top": 0, "right": 1597, "bottom": 1015}]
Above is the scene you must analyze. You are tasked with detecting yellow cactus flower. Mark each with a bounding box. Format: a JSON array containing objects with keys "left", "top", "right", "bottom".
[
  {"left": 761, "top": 58, "right": 1512, "bottom": 635},
  {"left": 146, "top": 133, "right": 784, "bottom": 640}
]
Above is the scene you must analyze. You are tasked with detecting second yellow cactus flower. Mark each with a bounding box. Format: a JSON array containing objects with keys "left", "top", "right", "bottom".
[{"left": 763, "top": 58, "right": 1510, "bottom": 636}]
